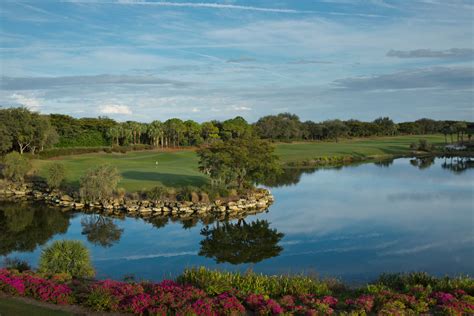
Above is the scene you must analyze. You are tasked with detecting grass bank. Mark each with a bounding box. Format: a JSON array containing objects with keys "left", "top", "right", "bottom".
[
  {"left": 30, "top": 135, "right": 447, "bottom": 192},
  {"left": 275, "top": 134, "right": 446, "bottom": 165}
]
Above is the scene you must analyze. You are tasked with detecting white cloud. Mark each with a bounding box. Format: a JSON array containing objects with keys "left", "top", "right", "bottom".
[
  {"left": 99, "top": 104, "right": 132, "bottom": 115},
  {"left": 10, "top": 93, "right": 41, "bottom": 110}
]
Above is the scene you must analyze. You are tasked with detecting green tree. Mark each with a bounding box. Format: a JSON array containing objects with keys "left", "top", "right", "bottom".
[
  {"left": 79, "top": 165, "right": 121, "bottom": 202},
  {"left": 201, "top": 121, "right": 220, "bottom": 144},
  {"left": 46, "top": 162, "right": 66, "bottom": 189},
  {"left": 107, "top": 126, "right": 121, "bottom": 146},
  {"left": 453, "top": 121, "right": 468, "bottom": 143},
  {"left": 184, "top": 120, "right": 203, "bottom": 146},
  {"left": 0, "top": 124, "right": 13, "bottom": 153},
  {"left": 2, "top": 152, "right": 31, "bottom": 182},
  {"left": 164, "top": 118, "right": 186, "bottom": 147},
  {"left": 3, "top": 107, "right": 36, "bottom": 154},
  {"left": 323, "top": 119, "right": 348, "bottom": 142},
  {"left": 147, "top": 120, "right": 164, "bottom": 148},
  {"left": 221, "top": 116, "right": 252, "bottom": 140},
  {"left": 38, "top": 240, "right": 95, "bottom": 278},
  {"left": 197, "top": 136, "right": 281, "bottom": 189}
]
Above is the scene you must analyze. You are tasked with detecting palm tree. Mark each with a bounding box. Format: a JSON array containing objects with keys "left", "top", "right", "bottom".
[
  {"left": 107, "top": 126, "right": 121, "bottom": 146},
  {"left": 147, "top": 121, "right": 164, "bottom": 148}
]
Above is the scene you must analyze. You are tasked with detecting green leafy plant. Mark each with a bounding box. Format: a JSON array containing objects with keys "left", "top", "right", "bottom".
[
  {"left": 1, "top": 152, "right": 31, "bottom": 182},
  {"left": 79, "top": 164, "right": 121, "bottom": 202},
  {"left": 38, "top": 240, "right": 95, "bottom": 278},
  {"left": 46, "top": 162, "right": 66, "bottom": 189}
]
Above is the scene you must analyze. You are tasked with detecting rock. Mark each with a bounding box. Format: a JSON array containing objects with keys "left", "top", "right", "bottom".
[
  {"left": 13, "top": 190, "right": 27, "bottom": 196},
  {"left": 191, "top": 192, "right": 200, "bottom": 203},
  {"left": 200, "top": 192, "right": 210, "bottom": 204},
  {"left": 139, "top": 208, "right": 152, "bottom": 214},
  {"left": 60, "top": 194, "right": 74, "bottom": 202},
  {"left": 74, "top": 203, "right": 85, "bottom": 209}
]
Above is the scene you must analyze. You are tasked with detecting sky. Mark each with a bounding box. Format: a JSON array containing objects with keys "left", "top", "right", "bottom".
[{"left": 0, "top": 0, "right": 473, "bottom": 123}]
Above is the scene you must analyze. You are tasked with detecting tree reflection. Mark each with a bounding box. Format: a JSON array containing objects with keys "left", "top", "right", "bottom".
[
  {"left": 261, "top": 168, "right": 317, "bottom": 187},
  {"left": 199, "top": 219, "right": 284, "bottom": 264},
  {"left": 441, "top": 157, "right": 474, "bottom": 174},
  {"left": 0, "top": 202, "right": 70, "bottom": 256},
  {"left": 374, "top": 159, "right": 394, "bottom": 168},
  {"left": 410, "top": 157, "right": 435, "bottom": 170},
  {"left": 81, "top": 215, "right": 123, "bottom": 247},
  {"left": 147, "top": 216, "right": 169, "bottom": 229}
]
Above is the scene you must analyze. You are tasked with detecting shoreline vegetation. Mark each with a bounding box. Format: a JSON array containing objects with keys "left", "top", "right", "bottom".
[{"left": 0, "top": 267, "right": 473, "bottom": 315}]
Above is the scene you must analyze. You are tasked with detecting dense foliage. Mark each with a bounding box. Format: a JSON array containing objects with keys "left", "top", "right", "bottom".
[
  {"left": 79, "top": 164, "right": 121, "bottom": 202},
  {"left": 1, "top": 268, "right": 473, "bottom": 315},
  {"left": 1, "top": 152, "right": 31, "bottom": 182},
  {"left": 2, "top": 107, "right": 472, "bottom": 155},
  {"left": 0, "top": 107, "right": 58, "bottom": 154},
  {"left": 38, "top": 240, "right": 95, "bottom": 278},
  {"left": 197, "top": 136, "right": 281, "bottom": 188},
  {"left": 46, "top": 162, "right": 66, "bottom": 189}
]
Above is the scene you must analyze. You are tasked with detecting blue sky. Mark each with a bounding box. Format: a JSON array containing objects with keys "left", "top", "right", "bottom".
[{"left": 0, "top": 0, "right": 473, "bottom": 122}]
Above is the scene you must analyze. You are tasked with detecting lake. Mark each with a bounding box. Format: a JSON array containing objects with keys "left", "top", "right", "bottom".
[{"left": 1, "top": 157, "right": 473, "bottom": 284}]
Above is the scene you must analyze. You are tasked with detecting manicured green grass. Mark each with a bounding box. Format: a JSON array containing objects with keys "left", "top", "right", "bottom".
[
  {"left": 0, "top": 297, "right": 72, "bottom": 316},
  {"left": 32, "top": 135, "right": 445, "bottom": 192},
  {"left": 275, "top": 134, "right": 446, "bottom": 163},
  {"left": 33, "top": 150, "right": 208, "bottom": 192}
]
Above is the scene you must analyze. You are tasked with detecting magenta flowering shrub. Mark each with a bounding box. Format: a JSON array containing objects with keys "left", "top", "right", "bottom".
[
  {"left": 245, "top": 294, "right": 284, "bottom": 315},
  {"left": 1, "top": 268, "right": 473, "bottom": 315},
  {"left": 0, "top": 269, "right": 73, "bottom": 304}
]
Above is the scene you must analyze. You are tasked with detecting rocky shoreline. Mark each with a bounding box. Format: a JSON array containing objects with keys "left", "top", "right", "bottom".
[{"left": 0, "top": 182, "right": 274, "bottom": 220}]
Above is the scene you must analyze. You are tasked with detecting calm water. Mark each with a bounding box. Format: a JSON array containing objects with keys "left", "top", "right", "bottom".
[{"left": 1, "top": 157, "right": 473, "bottom": 284}]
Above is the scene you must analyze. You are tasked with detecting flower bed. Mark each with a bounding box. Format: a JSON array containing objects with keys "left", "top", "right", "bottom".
[{"left": 1, "top": 268, "right": 473, "bottom": 315}]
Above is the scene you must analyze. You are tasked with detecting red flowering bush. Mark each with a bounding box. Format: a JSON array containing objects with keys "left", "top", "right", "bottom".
[
  {"left": 1, "top": 268, "right": 473, "bottom": 315},
  {"left": 0, "top": 269, "right": 73, "bottom": 304}
]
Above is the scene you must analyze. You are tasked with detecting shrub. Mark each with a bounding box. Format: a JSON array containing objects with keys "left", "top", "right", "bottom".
[
  {"left": 410, "top": 139, "right": 433, "bottom": 152},
  {"left": 38, "top": 240, "right": 95, "bottom": 278},
  {"left": 146, "top": 184, "right": 169, "bottom": 201},
  {"left": 1, "top": 152, "right": 31, "bottom": 182},
  {"left": 46, "top": 162, "right": 66, "bottom": 189},
  {"left": 176, "top": 186, "right": 200, "bottom": 202},
  {"left": 116, "top": 187, "right": 126, "bottom": 199},
  {"left": 177, "top": 267, "right": 331, "bottom": 297},
  {"left": 80, "top": 164, "right": 121, "bottom": 202}
]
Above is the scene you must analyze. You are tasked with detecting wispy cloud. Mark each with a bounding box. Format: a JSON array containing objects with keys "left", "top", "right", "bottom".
[
  {"left": 1, "top": 74, "right": 191, "bottom": 90},
  {"left": 333, "top": 67, "right": 474, "bottom": 91},
  {"left": 78, "top": 0, "right": 313, "bottom": 13},
  {"left": 387, "top": 48, "right": 474, "bottom": 59},
  {"left": 226, "top": 57, "right": 256, "bottom": 63},
  {"left": 288, "top": 59, "right": 333, "bottom": 65}
]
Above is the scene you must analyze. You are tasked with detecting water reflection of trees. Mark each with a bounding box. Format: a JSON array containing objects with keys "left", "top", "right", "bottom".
[
  {"left": 410, "top": 157, "right": 435, "bottom": 170},
  {"left": 0, "top": 202, "right": 70, "bottom": 256},
  {"left": 81, "top": 215, "right": 123, "bottom": 247},
  {"left": 199, "top": 219, "right": 284, "bottom": 264},
  {"left": 441, "top": 157, "right": 474, "bottom": 174},
  {"left": 374, "top": 159, "right": 394, "bottom": 168},
  {"left": 261, "top": 168, "right": 317, "bottom": 187}
]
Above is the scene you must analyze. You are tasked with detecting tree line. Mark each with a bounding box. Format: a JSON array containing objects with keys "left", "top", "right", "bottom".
[{"left": 1, "top": 107, "right": 472, "bottom": 155}]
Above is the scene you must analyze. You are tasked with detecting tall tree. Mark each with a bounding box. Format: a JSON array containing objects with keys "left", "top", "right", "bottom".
[{"left": 197, "top": 136, "right": 281, "bottom": 189}]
